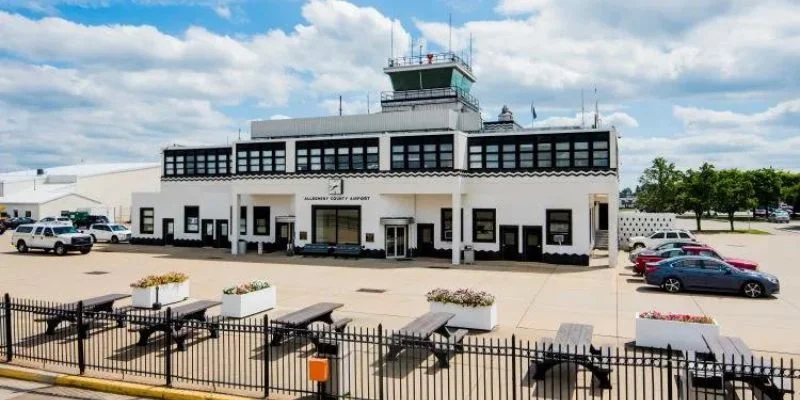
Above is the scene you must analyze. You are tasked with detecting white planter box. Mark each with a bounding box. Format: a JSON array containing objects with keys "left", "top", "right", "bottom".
[
  {"left": 635, "top": 313, "right": 719, "bottom": 352},
  {"left": 132, "top": 281, "right": 190, "bottom": 309},
  {"left": 221, "top": 286, "right": 277, "bottom": 318},
  {"left": 430, "top": 302, "right": 497, "bottom": 331}
]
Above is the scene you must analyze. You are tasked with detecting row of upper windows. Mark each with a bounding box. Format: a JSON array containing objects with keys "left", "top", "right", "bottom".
[{"left": 162, "top": 133, "right": 613, "bottom": 176}]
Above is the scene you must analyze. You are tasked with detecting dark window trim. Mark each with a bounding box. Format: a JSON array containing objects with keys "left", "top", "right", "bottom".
[
  {"left": 184, "top": 206, "right": 200, "bottom": 234},
  {"left": 296, "top": 138, "right": 379, "bottom": 173},
  {"left": 236, "top": 142, "right": 287, "bottom": 175},
  {"left": 164, "top": 148, "right": 232, "bottom": 177},
  {"left": 391, "top": 134, "right": 454, "bottom": 171},
  {"left": 140, "top": 207, "right": 154, "bottom": 234},
  {"left": 311, "top": 205, "right": 362, "bottom": 245},
  {"left": 468, "top": 132, "right": 611, "bottom": 171},
  {"left": 252, "top": 206, "right": 271, "bottom": 236},
  {"left": 546, "top": 209, "right": 573, "bottom": 246},
  {"left": 440, "top": 208, "right": 464, "bottom": 242},
  {"left": 472, "top": 208, "right": 497, "bottom": 243},
  {"left": 239, "top": 206, "right": 247, "bottom": 235}
]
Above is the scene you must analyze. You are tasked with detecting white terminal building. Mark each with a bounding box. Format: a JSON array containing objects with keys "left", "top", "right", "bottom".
[{"left": 131, "top": 53, "right": 620, "bottom": 266}]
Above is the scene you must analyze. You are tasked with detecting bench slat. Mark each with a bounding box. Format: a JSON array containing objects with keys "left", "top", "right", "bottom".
[
  {"left": 396, "top": 312, "right": 454, "bottom": 338},
  {"left": 274, "top": 302, "right": 343, "bottom": 326}
]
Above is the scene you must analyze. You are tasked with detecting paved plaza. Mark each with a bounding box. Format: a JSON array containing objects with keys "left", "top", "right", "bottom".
[{"left": 1, "top": 219, "right": 798, "bottom": 359}]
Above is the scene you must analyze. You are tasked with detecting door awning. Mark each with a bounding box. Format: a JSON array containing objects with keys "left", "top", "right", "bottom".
[
  {"left": 380, "top": 217, "right": 414, "bottom": 225},
  {"left": 275, "top": 216, "right": 296, "bottom": 223}
]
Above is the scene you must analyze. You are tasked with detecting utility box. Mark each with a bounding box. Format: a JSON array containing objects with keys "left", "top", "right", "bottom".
[
  {"left": 257, "top": 241, "right": 263, "bottom": 255},
  {"left": 314, "top": 339, "right": 352, "bottom": 398},
  {"left": 463, "top": 245, "right": 475, "bottom": 265},
  {"left": 237, "top": 240, "right": 247, "bottom": 255}
]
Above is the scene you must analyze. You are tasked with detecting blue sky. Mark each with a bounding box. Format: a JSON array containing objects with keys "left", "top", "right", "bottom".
[{"left": 0, "top": 0, "right": 799, "bottom": 188}]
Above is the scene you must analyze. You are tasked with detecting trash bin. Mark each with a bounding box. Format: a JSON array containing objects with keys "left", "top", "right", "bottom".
[
  {"left": 257, "top": 241, "right": 263, "bottom": 255},
  {"left": 463, "top": 245, "right": 475, "bottom": 265},
  {"left": 237, "top": 240, "right": 247, "bottom": 255},
  {"left": 314, "top": 339, "right": 351, "bottom": 398},
  {"left": 286, "top": 242, "right": 295, "bottom": 256}
]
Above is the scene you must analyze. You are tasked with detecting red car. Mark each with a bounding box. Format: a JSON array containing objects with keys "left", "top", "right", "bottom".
[{"left": 634, "top": 245, "right": 758, "bottom": 275}]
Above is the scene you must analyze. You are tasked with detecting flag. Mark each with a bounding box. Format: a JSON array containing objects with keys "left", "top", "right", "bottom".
[{"left": 531, "top": 102, "right": 537, "bottom": 120}]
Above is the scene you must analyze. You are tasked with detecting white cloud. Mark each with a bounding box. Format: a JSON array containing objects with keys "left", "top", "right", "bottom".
[
  {"left": 269, "top": 114, "right": 291, "bottom": 120},
  {"left": 674, "top": 99, "right": 800, "bottom": 129},
  {"left": 533, "top": 111, "right": 639, "bottom": 129},
  {"left": 213, "top": 3, "right": 231, "bottom": 19}
]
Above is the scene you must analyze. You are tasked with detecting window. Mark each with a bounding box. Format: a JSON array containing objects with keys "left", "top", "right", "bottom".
[
  {"left": 441, "top": 208, "right": 464, "bottom": 241},
  {"left": 16, "top": 226, "right": 33, "bottom": 234},
  {"left": 573, "top": 142, "right": 589, "bottom": 167},
  {"left": 236, "top": 142, "right": 286, "bottom": 174},
  {"left": 253, "top": 207, "right": 270, "bottom": 236},
  {"left": 312, "top": 206, "right": 361, "bottom": 245},
  {"left": 469, "top": 145, "right": 482, "bottom": 169},
  {"left": 13, "top": 209, "right": 19, "bottom": 217},
  {"left": 34, "top": 227, "right": 43, "bottom": 235},
  {"left": 666, "top": 232, "right": 678, "bottom": 239},
  {"left": 239, "top": 206, "right": 247, "bottom": 235},
  {"left": 297, "top": 139, "right": 379, "bottom": 172},
  {"left": 391, "top": 135, "right": 454, "bottom": 170},
  {"left": 537, "top": 142, "right": 552, "bottom": 167},
  {"left": 24, "top": 211, "right": 31, "bottom": 217},
  {"left": 651, "top": 232, "right": 665, "bottom": 239},
  {"left": 679, "top": 232, "right": 691, "bottom": 239},
  {"left": 502, "top": 144, "right": 516, "bottom": 168},
  {"left": 676, "top": 259, "right": 703, "bottom": 269},
  {"left": 519, "top": 143, "right": 534, "bottom": 168},
  {"left": 555, "top": 142, "right": 571, "bottom": 167},
  {"left": 184, "top": 206, "right": 199, "bottom": 233},
  {"left": 472, "top": 209, "right": 496, "bottom": 242},
  {"left": 592, "top": 140, "right": 609, "bottom": 167},
  {"left": 546, "top": 209, "right": 572, "bottom": 245},
  {"left": 699, "top": 250, "right": 720, "bottom": 259},
  {"left": 164, "top": 148, "right": 232, "bottom": 177},
  {"left": 140, "top": 208, "right": 154, "bottom": 234}
]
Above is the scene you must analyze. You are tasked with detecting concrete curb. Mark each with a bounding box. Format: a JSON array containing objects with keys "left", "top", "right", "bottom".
[{"left": 0, "top": 364, "right": 252, "bottom": 400}]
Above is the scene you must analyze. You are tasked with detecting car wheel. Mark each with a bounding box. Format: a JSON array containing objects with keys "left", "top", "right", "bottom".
[
  {"left": 16, "top": 240, "right": 28, "bottom": 253},
  {"left": 111, "top": 236, "right": 119, "bottom": 244},
  {"left": 633, "top": 243, "right": 645, "bottom": 250},
  {"left": 90, "top": 234, "right": 96, "bottom": 243},
  {"left": 662, "top": 277, "right": 682, "bottom": 293},
  {"left": 54, "top": 242, "right": 67, "bottom": 256},
  {"left": 80, "top": 248, "right": 91, "bottom": 254},
  {"left": 742, "top": 281, "right": 764, "bottom": 298}
]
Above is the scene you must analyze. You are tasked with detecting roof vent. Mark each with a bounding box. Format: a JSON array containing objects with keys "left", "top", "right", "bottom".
[
  {"left": 36, "top": 168, "right": 45, "bottom": 176},
  {"left": 498, "top": 105, "right": 513, "bottom": 122}
]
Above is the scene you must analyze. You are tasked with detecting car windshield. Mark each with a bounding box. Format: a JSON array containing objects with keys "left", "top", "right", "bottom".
[
  {"left": 110, "top": 225, "right": 127, "bottom": 231},
  {"left": 52, "top": 226, "right": 78, "bottom": 234}
]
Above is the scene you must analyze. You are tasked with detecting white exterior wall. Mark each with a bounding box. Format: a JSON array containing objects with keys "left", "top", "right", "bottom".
[
  {"left": 76, "top": 167, "right": 160, "bottom": 209},
  {"left": 39, "top": 195, "right": 102, "bottom": 219},
  {"left": 2, "top": 203, "right": 39, "bottom": 219}
]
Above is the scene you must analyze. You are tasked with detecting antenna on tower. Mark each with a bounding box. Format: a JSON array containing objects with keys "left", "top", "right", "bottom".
[
  {"left": 390, "top": 20, "right": 394, "bottom": 59},
  {"left": 581, "top": 89, "right": 585, "bottom": 128},
  {"left": 367, "top": 93, "right": 370, "bottom": 114},
  {"left": 410, "top": 35, "right": 413, "bottom": 58},
  {"left": 339, "top": 95, "right": 343, "bottom": 116},
  {"left": 593, "top": 87, "right": 599, "bottom": 128},
  {"left": 448, "top": 13, "right": 452, "bottom": 54},
  {"left": 469, "top": 32, "right": 473, "bottom": 66},
  {"left": 238, "top": 128, "right": 241, "bottom": 141}
]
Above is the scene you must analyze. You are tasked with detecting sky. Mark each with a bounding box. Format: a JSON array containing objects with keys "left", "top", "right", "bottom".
[{"left": 0, "top": 0, "right": 798, "bottom": 189}]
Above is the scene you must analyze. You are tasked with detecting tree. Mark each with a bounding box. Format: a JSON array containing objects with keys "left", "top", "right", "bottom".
[
  {"left": 779, "top": 171, "right": 800, "bottom": 209},
  {"left": 635, "top": 157, "right": 684, "bottom": 213},
  {"left": 620, "top": 187, "right": 634, "bottom": 198},
  {"left": 749, "top": 168, "right": 782, "bottom": 212},
  {"left": 681, "top": 163, "right": 717, "bottom": 231},
  {"left": 715, "top": 169, "right": 756, "bottom": 231}
]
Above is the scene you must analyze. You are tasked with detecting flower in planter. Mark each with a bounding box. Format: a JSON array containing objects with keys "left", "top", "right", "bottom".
[
  {"left": 223, "top": 280, "right": 271, "bottom": 295},
  {"left": 130, "top": 272, "right": 189, "bottom": 288},
  {"left": 639, "top": 310, "right": 714, "bottom": 324},
  {"left": 426, "top": 288, "right": 495, "bottom": 307}
]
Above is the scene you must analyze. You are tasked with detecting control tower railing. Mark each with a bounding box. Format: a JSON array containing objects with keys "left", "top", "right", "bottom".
[
  {"left": 381, "top": 86, "right": 480, "bottom": 110},
  {"left": 387, "top": 52, "right": 472, "bottom": 72}
]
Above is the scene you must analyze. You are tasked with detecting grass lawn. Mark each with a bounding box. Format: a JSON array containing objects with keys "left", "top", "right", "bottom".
[{"left": 694, "top": 229, "right": 771, "bottom": 235}]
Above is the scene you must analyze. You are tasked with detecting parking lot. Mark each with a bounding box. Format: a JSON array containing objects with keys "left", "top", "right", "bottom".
[{"left": 1, "top": 220, "right": 798, "bottom": 359}]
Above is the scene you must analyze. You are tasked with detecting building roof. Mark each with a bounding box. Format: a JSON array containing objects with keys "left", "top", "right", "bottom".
[
  {"left": 0, "top": 183, "right": 100, "bottom": 205},
  {"left": 0, "top": 163, "right": 159, "bottom": 183}
]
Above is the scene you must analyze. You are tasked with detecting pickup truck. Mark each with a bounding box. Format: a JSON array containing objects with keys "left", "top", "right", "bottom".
[
  {"left": 83, "top": 223, "right": 132, "bottom": 243},
  {"left": 11, "top": 223, "right": 93, "bottom": 255}
]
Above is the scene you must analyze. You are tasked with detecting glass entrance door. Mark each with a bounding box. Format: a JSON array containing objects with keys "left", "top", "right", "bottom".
[{"left": 385, "top": 225, "right": 407, "bottom": 258}]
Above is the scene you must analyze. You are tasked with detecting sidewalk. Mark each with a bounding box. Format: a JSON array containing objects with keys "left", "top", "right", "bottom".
[{"left": 0, "top": 377, "right": 144, "bottom": 400}]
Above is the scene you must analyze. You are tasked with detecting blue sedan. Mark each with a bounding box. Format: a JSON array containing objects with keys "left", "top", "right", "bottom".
[{"left": 644, "top": 256, "right": 779, "bottom": 298}]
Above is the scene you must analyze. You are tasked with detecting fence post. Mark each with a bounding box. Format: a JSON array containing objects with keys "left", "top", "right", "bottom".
[
  {"left": 666, "top": 345, "right": 673, "bottom": 400},
  {"left": 3, "top": 293, "right": 12, "bottom": 362},
  {"left": 377, "top": 324, "right": 384, "bottom": 400},
  {"left": 76, "top": 301, "right": 86, "bottom": 374},
  {"left": 511, "top": 334, "right": 517, "bottom": 400},
  {"left": 264, "top": 314, "right": 272, "bottom": 397},
  {"left": 165, "top": 307, "right": 173, "bottom": 387}
]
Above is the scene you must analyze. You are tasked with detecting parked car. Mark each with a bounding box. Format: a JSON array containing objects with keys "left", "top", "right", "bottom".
[
  {"left": 643, "top": 256, "right": 779, "bottom": 298},
  {"left": 767, "top": 211, "right": 791, "bottom": 223},
  {"left": 634, "top": 245, "right": 759, "bottom": 275},
  {"left": 628, "top": 239, "right": 699, "bottom": 262},
  {"left": 74, "top": 214, "right": 110, "bottom": 229},
  {"left": 11, "top": 224, "right": 93, "bottom": 255},
  {"left": 2, "top": 217, "right": 36, "bottom": 230},
  {"left": 754, "top": 208, "right": 768, "bottom": 218},
  {"left": 84, "top": 223, "right": 131, "bottom": 243},
  {"left": 38, "top": 216, "right": 74, "bottom": 226},
  {"left": 626, "top": 229, "right": 696, "bottom": 250}
]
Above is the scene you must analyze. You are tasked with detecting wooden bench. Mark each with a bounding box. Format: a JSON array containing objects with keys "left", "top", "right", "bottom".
[
  {"left": 386, "top": 312, "right": 468, "bottom": 368},
  {"left": 129, "top": 300, "right": 221, "bottom": 351},
  {"left": 698, "top": 335, "right": 793, "bottom": 400},
  {"left": 38, "top": 293, "right": 130, "bottom": 337},
  {"left": 270, "top": 302, "right": 351, "bottom": 348},
  {"left": 529, "top": 323, "right": 612, "bottom": 389},
  {"left": 302, "top": 243, "right": 331, "bottom": 257},
  {"left": 333, "top": 244, "right": 361, "bottom": 258}
]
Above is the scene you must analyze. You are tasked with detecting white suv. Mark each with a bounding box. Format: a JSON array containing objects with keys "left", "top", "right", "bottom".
[
  {"left": 12, "top": 224, "right": 93, "bottom": 255},
  {"left": 38, "top": 216, "right": 73, "bottom": 226},
  {"left": 626, "top": 229, "right": 696, "bottom": 250},
  {"left": 84, "top": 223, "right": 132, "bottom": 243}
]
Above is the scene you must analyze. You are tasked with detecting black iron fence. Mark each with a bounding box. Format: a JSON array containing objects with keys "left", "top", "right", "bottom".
[{"left": 1, "top": 294, "right": 797, "bottom": 400}]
